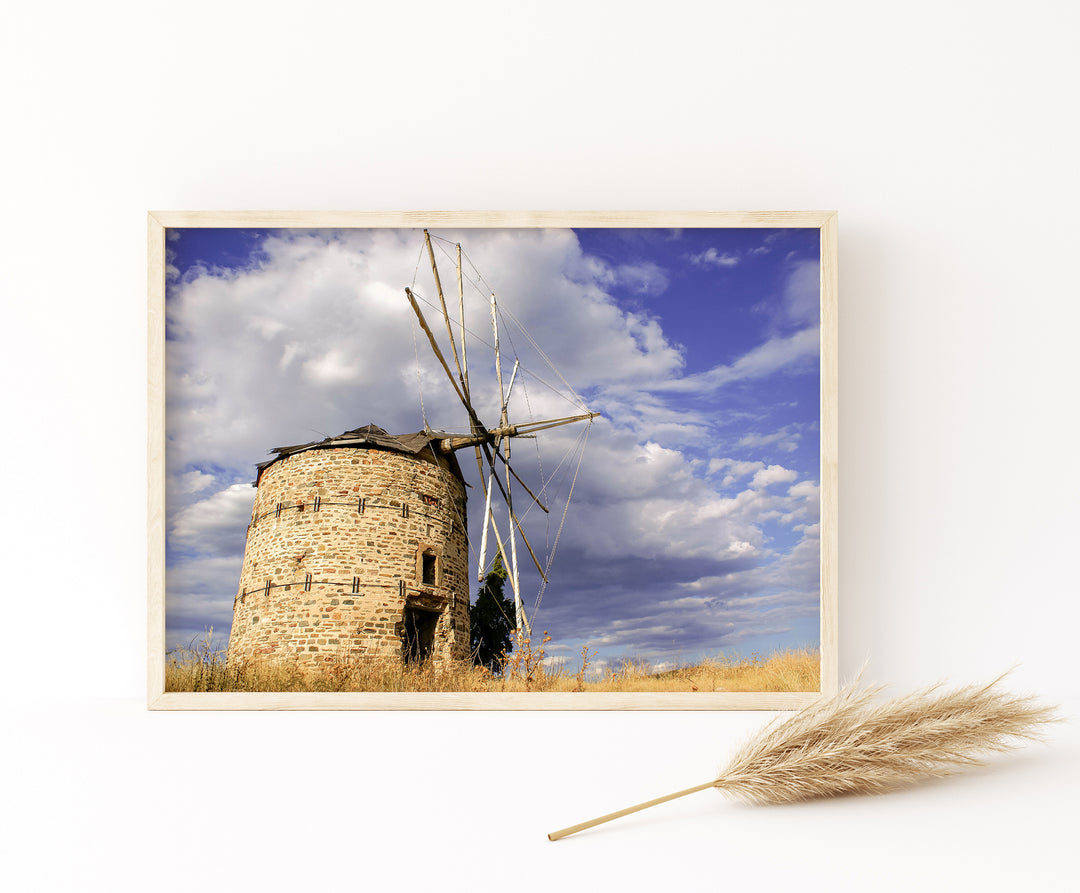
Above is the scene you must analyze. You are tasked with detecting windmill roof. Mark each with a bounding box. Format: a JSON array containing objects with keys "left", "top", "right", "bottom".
[{"left": 254, "top": 423, "right": 466, "bottom": 483}]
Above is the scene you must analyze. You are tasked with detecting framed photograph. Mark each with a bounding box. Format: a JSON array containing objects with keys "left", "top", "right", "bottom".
[{"left": 148, "top": 211, "right": 837, "bottom": 709}]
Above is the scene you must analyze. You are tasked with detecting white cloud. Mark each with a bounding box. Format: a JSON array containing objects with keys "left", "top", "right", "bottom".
[
  {"left": 646, "top": 326, "right": 819, "bottom": 394},
  {"left": 783, "top": 259, "right": 820, "bottom": 326},
  {"left": 566, "top": 253, "right": 670, "bottom": 297},
  {"left": 164, "top": 227, "right": 696, "bottom": 490},
  {"left": 302, "top": 348, "right": 363, "bottom": 385},
  {"left": 737, "top": 426, "right": 804, "bottom": 454},
  {"left": 750, "top": 464, "right": 798, "bottom": 489},
  {"left": 165, "top": 554, "right": 245, "bottom": 653},
  {"left": 788, "top": 480, "right": 820, "bottom": 500},
  {"left": 612, "top": 261, "right": 670, "bottom": 296},
  {"left": 551, "top": 422, "right": 811, "bottom": 567},
  {"left": 708, "top": 458, "right": 765, "bottom": 486},
  {"left": 178, "top": 469, "right": 216, "bottom": 494},
  {"left": 170, "top": 484, "right": 255, "bottom": 556},
  {"left": 689, "top": 247, "right": 740, "bottom": 268}
]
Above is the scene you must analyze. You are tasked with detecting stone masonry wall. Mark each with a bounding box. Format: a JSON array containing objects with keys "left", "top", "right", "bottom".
[{"left": 227, "top": 445, "right": 470, "bottom": 667}]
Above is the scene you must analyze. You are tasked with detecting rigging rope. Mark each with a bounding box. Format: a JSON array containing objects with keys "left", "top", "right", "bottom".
[
  {"left": 411, "top": 240, "right": 426, "bottom": 289},
  {"left": 429, "top": 235, "right": 500, "bottom": 301},
  {"left": 410, "top": 320, "right": 429, "bottom": 429},
  {"left": 426, "top": 236, "right": 587, "bottom": 414},
  {"left": 406, "top": 286, "right": 587, "bottom": 430},
  {"left": 519, "top": 375, "right": 547, "bottom": 548},
  {"left": 530, "top": 420, "right": 592, "bottom": 626},
  {"left": 500, "top": 302, "right": 590, "bottom": 411},
  {"left": 502, "top": 416, "right": 588, "bottom": 530},
  {"left": 411, "top": 240, "right": 434, "bottom": 428}
]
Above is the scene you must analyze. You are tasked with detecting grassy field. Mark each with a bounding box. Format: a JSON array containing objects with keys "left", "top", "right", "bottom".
[{"left": 165, "top": 632, "right": 819, "bottom": 693}]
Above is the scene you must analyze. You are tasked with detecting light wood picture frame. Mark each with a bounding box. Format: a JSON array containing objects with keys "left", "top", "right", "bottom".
[{"left": 148, "top": 211, "right": 838, "bottom": 709}]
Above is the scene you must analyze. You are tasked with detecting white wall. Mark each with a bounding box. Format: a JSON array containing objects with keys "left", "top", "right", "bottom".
[{"left": 4, "top": 2, "right": 1078, "bottom": 890}]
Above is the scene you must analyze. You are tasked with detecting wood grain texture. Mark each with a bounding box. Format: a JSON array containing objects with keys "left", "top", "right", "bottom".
[
  {"left": 147, "top": 214, "right": 167, "bottom": 707},
  {"left": 147, "top": 210, "right": 835, "bottom": 229},
  {"left": 147, "top": 690, "right": 824, "bottom": 710},
  {"left": 146, "top": 210, "right": 840, "bottom": 710},
  {"left": 819, "top": 212, "right": 840, "bottom": 697}
]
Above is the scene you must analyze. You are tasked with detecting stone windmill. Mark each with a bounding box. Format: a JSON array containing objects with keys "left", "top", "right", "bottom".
[{"left": 227, "top": 231, "right": 597, "bottom": 668}]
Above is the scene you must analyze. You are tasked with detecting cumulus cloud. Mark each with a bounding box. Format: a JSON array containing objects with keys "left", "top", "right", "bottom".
[
  {"left": 783, "top": 259, "right": 820, "bottom": 326},
  {"left": 647, "top": 326, "right": 819, "bottom": 394},
  {"left": 750, "top": 464, "right": 799, "bottom": 490},
  {"left": 178, "top": 469, "right": 216, "bottom": 494},
  {"left": 170, "top": 484, "right": 255, "bottom": 557},
  {"left": 608, "top": 261, "right": 670, "bottom": 296},
  {"left": 737, "top": 425, "right": 805, "bottom": 454},
  {"left": 689, "top": 247, "right": 740, "bottom": 268},
  {"left": 709, "top": 458, "right": 765, "bottom": 487},
  {"left": 165, "top": 553, "right": 246, "bottom": 653}
]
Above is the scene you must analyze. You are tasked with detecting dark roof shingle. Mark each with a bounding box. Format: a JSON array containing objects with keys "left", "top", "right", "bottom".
[{"left": 255, "top": 423, "right": 465, "bottom": 483}]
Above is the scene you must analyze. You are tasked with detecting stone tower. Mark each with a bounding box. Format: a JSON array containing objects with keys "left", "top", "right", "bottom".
[{"left": 227, "top": 424, "right": 471, "bottom": 667}]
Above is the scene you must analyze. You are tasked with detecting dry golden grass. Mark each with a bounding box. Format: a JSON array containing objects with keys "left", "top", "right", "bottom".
[
  {"left": 165, "top": 631, "right": 819, "bottom": 693},
  {"left": 577, "top": 647, "right": 820, "bottom": 693}
]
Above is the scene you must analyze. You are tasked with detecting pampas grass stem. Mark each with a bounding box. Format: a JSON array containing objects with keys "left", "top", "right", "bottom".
[
  {"left": 548, "top": 674, "right": 1058, "bottom": 841},
  {"left": 548, "top": 781, "right": 717, "bottom": 841}
]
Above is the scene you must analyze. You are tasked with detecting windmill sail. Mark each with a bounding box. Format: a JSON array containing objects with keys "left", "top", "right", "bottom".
[{"left": 405, "top": 230, "right": 598, "bottom": 638}]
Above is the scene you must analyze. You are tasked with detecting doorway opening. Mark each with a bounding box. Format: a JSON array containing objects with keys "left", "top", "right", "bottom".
[{"left": 403, "top": 605, "right": 439, "bottom": 663}]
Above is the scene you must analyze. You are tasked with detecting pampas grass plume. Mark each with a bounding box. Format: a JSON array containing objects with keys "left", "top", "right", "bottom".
[{"left": 548, "top": 674, "right": 1058, "bottom": 840}]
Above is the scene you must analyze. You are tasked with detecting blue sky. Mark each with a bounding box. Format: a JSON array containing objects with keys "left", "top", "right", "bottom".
[{"left": 164, "top": 226, "right": 821, "bottom": 675}]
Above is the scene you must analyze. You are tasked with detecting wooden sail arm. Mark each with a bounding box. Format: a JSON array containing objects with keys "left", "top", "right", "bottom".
[
  {"left": 502, "top": 359, "right": 520, "bottom": 413},
  {"left": 405, "top": 287, "right": 488, "bottom": 436},
  {"left": 511, "top": 412, "right": 600, "bottom": 435},
  {"left": 510, "top": 504, "right": 548, "bottom": 583},
  {"left": 479, "top": 439, "right": 511, "bottom": 511},
  {"left": 477, "top": 438, "right": 548, "bottom": 582},
  {"left": 456, "top": 242, "right": 469, "bottom": 401},
  {"left": 494, "top": 448, "right": 548, "bottom": 513},
  {"left": 436, "top": 412, "right": 599, "bottom": 452},
  {"left": 480, "top": 500, "right": 520, "bottom": 601},
  {"left": 436, "top": 431, "right": 504, "bottom": 451},
  {"left": 433, "top": 431, "right": 547, "bottom": 512},
  {"left": 424, "top": 230, "right": 468, "bottom": 398}
]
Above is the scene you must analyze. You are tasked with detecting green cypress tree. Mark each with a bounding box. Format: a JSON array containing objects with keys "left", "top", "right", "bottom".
[{"left": 470, "top": 552, "right": 515, "bottom": 671}]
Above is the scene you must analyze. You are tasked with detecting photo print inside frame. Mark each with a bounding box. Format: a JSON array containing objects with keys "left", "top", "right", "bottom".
[{"left": 148, "top": 212, "right": 838, "bottom": 709}]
